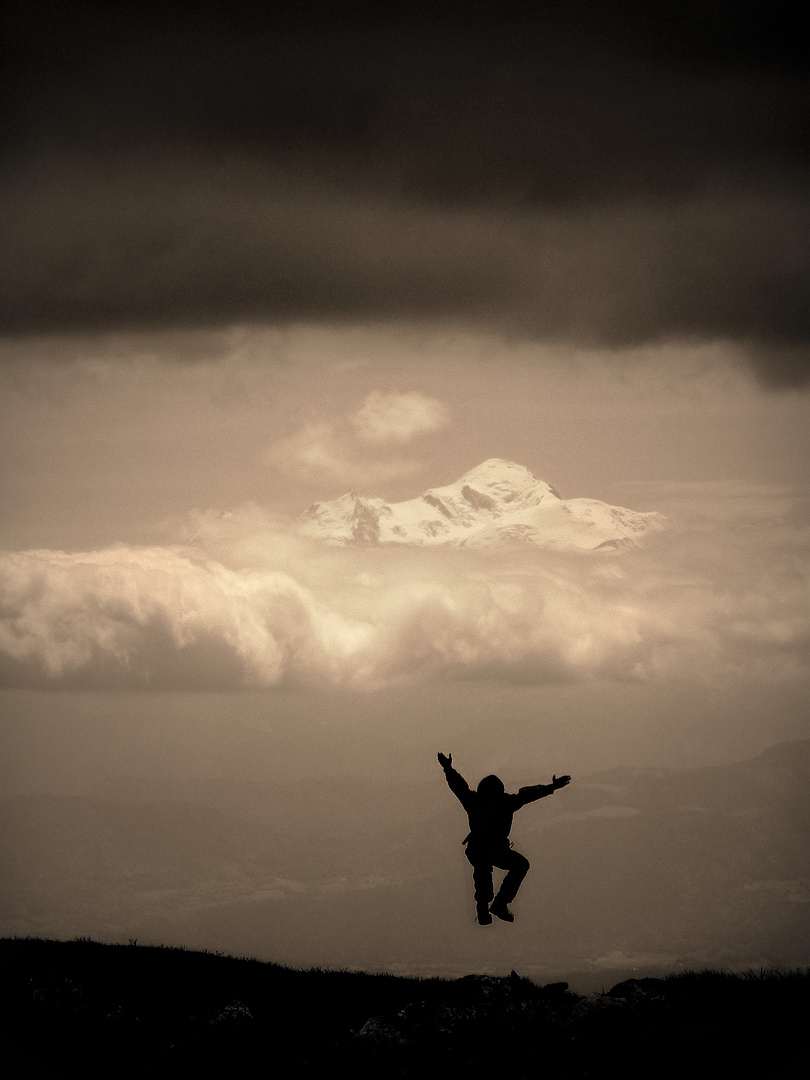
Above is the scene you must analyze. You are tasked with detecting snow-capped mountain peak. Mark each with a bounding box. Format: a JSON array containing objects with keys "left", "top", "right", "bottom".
[{"left": 297, "top": 459, "right": 667, "bottom": 550}]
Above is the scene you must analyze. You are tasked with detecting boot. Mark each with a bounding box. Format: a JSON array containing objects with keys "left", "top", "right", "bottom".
[
  {"left": 489, "top": 898, "right": 514, "bottom": 922},
  {"left": 476, "top": 904, "right": 493, "bottom": 925}
]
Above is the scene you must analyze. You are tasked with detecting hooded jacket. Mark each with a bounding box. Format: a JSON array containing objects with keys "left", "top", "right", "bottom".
[{"left": 442, "top": 763, "right": 555, "bottom": 851}]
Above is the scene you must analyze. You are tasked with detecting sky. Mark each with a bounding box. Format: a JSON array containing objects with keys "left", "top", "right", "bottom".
[{"left": 1, "top": 1, "right": 808, "bottom": 969}]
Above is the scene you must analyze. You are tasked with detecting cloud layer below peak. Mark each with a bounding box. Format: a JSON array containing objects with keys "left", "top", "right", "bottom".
[{"left": 1, "top": 508, "right": 807, "bottom": 692}]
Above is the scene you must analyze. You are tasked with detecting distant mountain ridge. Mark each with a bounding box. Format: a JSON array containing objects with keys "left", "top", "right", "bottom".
[{"left": 297, "top": 458, "right": 668, "bottom": 550}]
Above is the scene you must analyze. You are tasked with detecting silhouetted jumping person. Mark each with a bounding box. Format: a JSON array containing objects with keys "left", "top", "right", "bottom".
[{"left": 438, "top": 752, "right": 571, "bottom": 924}]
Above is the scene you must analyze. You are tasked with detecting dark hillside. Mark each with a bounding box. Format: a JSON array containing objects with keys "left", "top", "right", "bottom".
[{"left": 1, "top": 938, "right": 808, "bottom": 1079}]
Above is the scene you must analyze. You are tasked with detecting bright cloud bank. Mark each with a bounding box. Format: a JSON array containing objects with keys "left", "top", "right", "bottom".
[{"left": 1, "top": 519, "right": 807, "bottom": 691}]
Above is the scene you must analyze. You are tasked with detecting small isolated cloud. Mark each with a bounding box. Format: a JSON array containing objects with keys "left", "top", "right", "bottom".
[
  {"left": 266, "top": 391, "right": 451, "bottom": 489},
  {"left": 351, "top": 391, "right": 451, "bottom": 446}
]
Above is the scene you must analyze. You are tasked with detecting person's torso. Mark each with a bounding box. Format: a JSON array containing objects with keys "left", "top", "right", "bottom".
[{"left": 464, "top": 792, "right": 517, "bottom": 845}]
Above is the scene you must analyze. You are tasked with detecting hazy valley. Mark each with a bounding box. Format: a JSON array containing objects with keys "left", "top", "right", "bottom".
[{"left": 3, "top": 740, "right": 808, "bottom": 989}]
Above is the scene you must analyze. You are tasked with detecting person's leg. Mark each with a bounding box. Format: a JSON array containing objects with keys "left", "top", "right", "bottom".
[
  {"left": 466, "top": 849, "right": 494, "bottom": 923},
  {"left": 491, "top": 849, "right": 530, "bottom": 915}
]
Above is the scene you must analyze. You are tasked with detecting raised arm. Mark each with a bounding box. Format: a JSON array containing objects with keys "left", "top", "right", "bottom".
[
  {"left": 437, "top": 752, "right": 473, "bottom": 808},
  {"left": 515, "top": 773, "right": 571, "bottom": 807}
]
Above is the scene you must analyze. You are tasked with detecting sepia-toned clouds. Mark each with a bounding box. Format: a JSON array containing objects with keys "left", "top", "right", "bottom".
[
  {"left": 1, "top": 514, "right": 807, "bottom": 692},
  {"left": 2, "top": 3, "right": 807, "bottom": 386},
  {"left": 266, "top": 391, "right": 451, "bottom": 488},
  {"left": 351, "top": 391, "right": 450, "bottom": 446},
  {"left": 2, "top": 157, "right": 807, "bottom": 387}
]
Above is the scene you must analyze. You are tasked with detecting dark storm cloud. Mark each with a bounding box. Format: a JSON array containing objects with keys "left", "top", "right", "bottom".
[{"left": 2, "top": 2, "right": 808, "bottom": 385}]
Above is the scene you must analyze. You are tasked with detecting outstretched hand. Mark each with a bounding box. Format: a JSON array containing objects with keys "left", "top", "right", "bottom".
[
  {"left": 437, "top": 752, "right": 453, "bottom": 770},
  {"left": 552, "top": 774, "right": 571, "bottom": 789}
]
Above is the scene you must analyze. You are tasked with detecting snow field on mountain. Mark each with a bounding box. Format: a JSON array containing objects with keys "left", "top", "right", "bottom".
[{"left": 298, "top": 459, "right": 667, "bottom": 549}]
